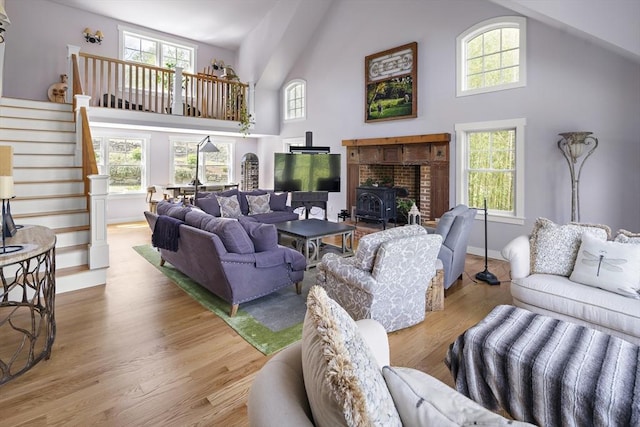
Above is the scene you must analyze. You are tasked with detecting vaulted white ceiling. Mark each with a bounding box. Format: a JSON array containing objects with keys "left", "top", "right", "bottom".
[{"left": 44, "top": 0, "right": 639, "bottom": 61}]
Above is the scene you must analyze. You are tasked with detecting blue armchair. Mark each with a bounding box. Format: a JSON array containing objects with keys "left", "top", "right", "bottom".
[{"left": 426, "top": 205, "right": 477, "bottom": 290}]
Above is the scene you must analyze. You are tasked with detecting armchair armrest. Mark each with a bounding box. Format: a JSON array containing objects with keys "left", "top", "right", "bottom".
[
  {"left": 320, "top": 253, "right": 379, "bottom": 294},
  {"left": 355, "top": 318, "right": 390, "bottom": 367},
  {"left": 501, "top": 235, "right": 531, "bottom": 279}
]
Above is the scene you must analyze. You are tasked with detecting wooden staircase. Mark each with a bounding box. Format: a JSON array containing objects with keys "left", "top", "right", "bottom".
[{"left": 0, "top": 97, "right": 107, "bottom": 293}]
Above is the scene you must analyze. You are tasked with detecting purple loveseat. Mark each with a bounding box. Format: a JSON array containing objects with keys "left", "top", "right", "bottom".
[{"left": 145, "top": 202, "right": 306, "bottom": 316}]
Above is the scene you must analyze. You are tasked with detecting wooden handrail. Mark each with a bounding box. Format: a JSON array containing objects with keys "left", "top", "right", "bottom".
[
  {"left": 71, "top": 53, "right": 83, "bottom": 112},
  {"left": 80, "top": 107, "right": 98, "bottom": 201}
]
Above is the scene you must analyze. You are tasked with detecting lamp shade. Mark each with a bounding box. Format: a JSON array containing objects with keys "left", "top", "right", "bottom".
[{"left": 200, "top": 139, "right": 219, "bottom": 153}]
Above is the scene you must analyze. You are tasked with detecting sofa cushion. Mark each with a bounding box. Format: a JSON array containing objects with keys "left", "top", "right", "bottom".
[
  {"left": 614, "top": 229, "right": 640, "bottom": 244},
  {"left": 196, "top": 196, "right": 221, "bottom": 217},
  {"left": 250, "top": 210, "right": 299, "bottom": 224},
  {"left": 530, "top": 218, "right": 610, "bottom": 276},
  {"left": 156, "top": 200, "right": 191, "bottom": 220},
  {"left": 207, "top": 219, "right": 254, "bottom": 254},
  {"left": 239, "top": 190, "right": 269, "bottom": 215},
  {"left": 269, "top": 192, "right": 289, "bottom": 211},
  {"left": 247, "top": 193, "right": 272, "bottom": 215},
  {"left": 382, "top": 366, "right": 534, "bottom": 427},
  {"left": 216, "top": 194, "right": 243, "bottom": 218},
  {"left": 241, "top": 221, "right": 278, "bottom": 252},
  {"left": 355, "top": 225, "right": 426, "bottom": 271},
  {"left": 301, "top": 286, "right": 401, "bottom": 427},
  {"left": 570, "top": 233, "right": 640, "bottom": 299},
  {"left": 184, "top": 209, "right": 214, "bottom": 229},
  {"left": 511, "top": 274, "right": 640, "bottom": 342}
]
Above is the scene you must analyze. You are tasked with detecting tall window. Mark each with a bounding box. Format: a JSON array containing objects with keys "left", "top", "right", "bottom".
[
  {"left": 170, "top": 138, "right": 233, "bottom": 185},
  {"left": 93, "top": 136, "right": 147, "bottom": 194},
  {"left": 119, "top": 26, "right": 196, "bottom": 72},
  {"left": 457, "top": 17, "right": 526, "bottom": 97},
  {"left": 455, "top": 118, "right": 525, "bottom": 224},
  {"left": 284, "top": 79, "right": 306, "bottom": 121}
]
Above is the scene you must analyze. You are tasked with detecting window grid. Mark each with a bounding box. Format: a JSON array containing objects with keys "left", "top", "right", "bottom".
[
  {"left": 457, "top": 17, "right": 526, "bottom": 97},
  {"left": 171, "top": 139, "right": 233, "bottom": 185},
  {"left": 284, "top": 80, "right": 305, "bottom": 121},
  {"left": 122, "top": 31, "right": 194, "bottom": 72},
  {"left": 92, "top": 136, "right": 146, "bottom": 194}
]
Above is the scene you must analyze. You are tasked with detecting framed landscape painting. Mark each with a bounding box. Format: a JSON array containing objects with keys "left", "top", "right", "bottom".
[{"left": 365, "top": 42, "right": 417, "bottom": 123}]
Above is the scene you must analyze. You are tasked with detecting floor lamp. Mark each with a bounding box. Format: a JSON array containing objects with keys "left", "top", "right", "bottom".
[
  {"left": 475, "top": 198, "right": 500, "bottom": 286},
  {"left": 193, "top": 136, "right": 219, "bottom": 202},
  {"left": 557, "top": 132, "right": 598, "bottom": 222}
]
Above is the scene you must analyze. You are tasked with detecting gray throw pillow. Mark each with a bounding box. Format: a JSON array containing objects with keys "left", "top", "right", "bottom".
[
  {"left": 241, "top": 221, "right": 278, "bottom": 252},
  {"left": 269, "top": 192, "right": 288, "bottom": 211},
  {"left": 196, "top": 196, "right": 221, "bottom": 217}
]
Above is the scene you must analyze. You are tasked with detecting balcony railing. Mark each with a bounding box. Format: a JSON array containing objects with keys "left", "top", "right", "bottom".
[{"left": 74, "top": 51, "right": 249, "bottom": 121}]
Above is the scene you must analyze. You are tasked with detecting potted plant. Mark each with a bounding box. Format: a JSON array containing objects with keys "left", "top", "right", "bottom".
[{"left": 396, "top": 198, "right": 415, "bottom": 224}]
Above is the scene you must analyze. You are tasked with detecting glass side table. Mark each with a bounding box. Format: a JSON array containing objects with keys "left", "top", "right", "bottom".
[{"left": 0, "top": 225, "right": 56, "bottom": 385}]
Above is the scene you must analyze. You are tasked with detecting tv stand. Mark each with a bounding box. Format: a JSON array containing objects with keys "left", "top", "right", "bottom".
[{"left": 290, "top": 191, "right": 328, "bottom": 220}]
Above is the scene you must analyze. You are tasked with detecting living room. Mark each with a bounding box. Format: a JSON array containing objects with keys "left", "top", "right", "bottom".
[{"left": 0, "top": 0, "right": 639, "bottom": 425}]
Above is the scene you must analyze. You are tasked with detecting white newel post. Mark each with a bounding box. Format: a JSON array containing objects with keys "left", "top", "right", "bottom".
[
  {"left": 88, "top": 175, "right": 109, "bottom": 269},
  {"left": 171, "top": 66, "right": 183, "bottom": 115},
  {"left": 74, "top": 94, "right": 91, "bottom": 164},
  {"left": 67, "top": 45, "right": 81, "bottom": 104}
]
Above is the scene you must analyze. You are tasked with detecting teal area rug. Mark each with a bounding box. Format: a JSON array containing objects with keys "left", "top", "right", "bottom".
[{"left": 133, "top": 244, "right": 313, "bottom": 355}]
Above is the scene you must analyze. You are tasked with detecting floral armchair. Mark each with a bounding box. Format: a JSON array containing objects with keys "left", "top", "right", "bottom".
[{"left": 316, "top": 225, "right": 443, "bottom": 332}]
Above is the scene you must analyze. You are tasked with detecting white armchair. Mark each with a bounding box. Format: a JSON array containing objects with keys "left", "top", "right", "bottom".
[{"left": 316, "top": 225, "right": 443, "bottom": 332}]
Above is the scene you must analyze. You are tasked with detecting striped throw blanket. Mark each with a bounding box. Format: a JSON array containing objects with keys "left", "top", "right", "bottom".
[{"left": 445, "top": 305, "right": 640, "bottom": 427}]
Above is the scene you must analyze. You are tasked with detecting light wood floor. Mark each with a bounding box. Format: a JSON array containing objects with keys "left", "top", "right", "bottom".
[{"left": 0, "top": 222, "right": 513, "bottom": 426}]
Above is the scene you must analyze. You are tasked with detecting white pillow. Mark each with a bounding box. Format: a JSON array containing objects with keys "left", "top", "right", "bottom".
[
  {"left": 530, "top": 218, "right": 610, "bottom": 276},
  {"left": 613, "top": 229, "right": 640, "bottom": 245},
  {"left": 570, "top": 233, "right": 640, "bottom": 299},
  {"left": 301, "top": 286, "right": 401, "bottom": 427},
  {"left": 382, "top": 366, "right": 535, "bottom": 426},
  {"left": 215, "top": 194, "right": 242, "bottom": 218},
  {"left": 246, "top": 193, "right": 272, "bottom": 215}
]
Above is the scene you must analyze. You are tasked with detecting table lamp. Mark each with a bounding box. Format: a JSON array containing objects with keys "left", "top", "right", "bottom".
[{"left": 1, "top": 146, "right": 23, "bottom": 254}]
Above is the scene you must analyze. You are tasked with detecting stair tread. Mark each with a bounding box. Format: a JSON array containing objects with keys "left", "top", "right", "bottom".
[
  {"left": 15, "top": 193, "right": 85, "bottom": 201},
  {"left": 15, "top": 179, "right": 83, "bottom": 184},
  {"left": 14, "top": 208, "right": 88, "bottom": 218},
  {"left": 57, "top": 244, "right": 88, "bottom": 254},
  {"left": 54, "top": 225, "right": 90, "bottom": 234},
  {"left": 15, "top": 166, "right": 82, "bottom": 169},
  {"left": 56, "top": 265, "right": 90, "bottom": 276}
]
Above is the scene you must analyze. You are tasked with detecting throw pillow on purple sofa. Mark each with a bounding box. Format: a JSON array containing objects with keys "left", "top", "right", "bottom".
[
  {"left": 240, "top": 220, "right": 279, "bottom": 252},
  {"left": 269, "top": 192, "right": 288, "bottom": 211},
  {"left": 238, "top": 190, "right": 269, "bottom": 215},
  {"left": 204, "top": 218, "right": 254, "bottom": 254},
  {"left": 157, "top": 200, "right": 191, "bottom": 220},
  {"left": 196, "top": 196, "right": 221, "bottom": 217}
]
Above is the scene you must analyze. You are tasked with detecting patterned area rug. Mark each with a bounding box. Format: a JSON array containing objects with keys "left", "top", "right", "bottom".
[{"left": 133, "top": 244, "right": 314, "bottom": 355}]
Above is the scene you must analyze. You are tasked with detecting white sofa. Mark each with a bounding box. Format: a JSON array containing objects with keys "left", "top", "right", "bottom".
[
  {"left": 248, "top": 286, "right": 534, "bottom": 426},
  {"left": 501, "top": 220, "right": 640, "bottom": 345}
]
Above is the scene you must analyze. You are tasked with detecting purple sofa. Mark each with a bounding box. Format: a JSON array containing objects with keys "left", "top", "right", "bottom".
[
  {"left": 145, "top": 202, "right": 306, "bottom": 316},
  {"left": 194, "top": 189, "right": 300, "bottom": 224}
]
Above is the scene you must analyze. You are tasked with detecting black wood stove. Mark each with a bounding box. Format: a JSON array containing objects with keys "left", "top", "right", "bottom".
[{"left": 355, "top": 186, "right": 397, "bottom": 229}]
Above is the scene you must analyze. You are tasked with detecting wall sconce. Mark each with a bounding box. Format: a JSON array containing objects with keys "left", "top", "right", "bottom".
[
  {"left": 0, "top": 5, "right": 11, "bottom": 44},
  {"left": 557, "top": 131, "right": 599, "bottom": 222},
  {"left": 83, "top": 28, "right": 104, "bottom": 44}
]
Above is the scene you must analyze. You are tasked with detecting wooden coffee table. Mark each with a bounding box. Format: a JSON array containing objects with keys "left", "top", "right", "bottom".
[{"left": 275, "top": 219, "right": 355, "bottom": 269}]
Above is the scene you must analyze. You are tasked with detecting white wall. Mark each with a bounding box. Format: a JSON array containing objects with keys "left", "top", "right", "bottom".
[{"left": 264, "top": 0, "right": 640, "bottom": 253}]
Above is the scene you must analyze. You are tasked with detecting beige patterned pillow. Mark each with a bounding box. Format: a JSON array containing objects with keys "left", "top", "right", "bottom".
[
  {"left": 215, "top": 194, "right": 242, "bottom": 218},
  {"left": 530, "top": 218, "right": 610, "bottom": 276},
  {"left": 246, "top": 193, "right": 272, "bottom": 215},
  {"left": 614, "top": 229, "right": 640, "bottom": 245},
  {"left": 301, "top": 286, "right": 401, "bottom": 427}
]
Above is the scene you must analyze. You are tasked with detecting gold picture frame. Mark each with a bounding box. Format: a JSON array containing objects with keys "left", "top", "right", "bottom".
[{"left": 365, "top": 42, "right": 417, "bottom": 123}]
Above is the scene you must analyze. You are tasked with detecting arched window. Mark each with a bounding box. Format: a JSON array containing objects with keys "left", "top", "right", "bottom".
[
  {"left": 283, "top": 79, "right": 306, "bottom": 121},
  {"left": 457, "top": 17, "right": 526, "bottom": 96}
]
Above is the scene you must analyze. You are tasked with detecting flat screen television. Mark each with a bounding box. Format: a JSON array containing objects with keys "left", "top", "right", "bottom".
[{"left": 273, "top": 153, "right": 341, "bottom": 192}]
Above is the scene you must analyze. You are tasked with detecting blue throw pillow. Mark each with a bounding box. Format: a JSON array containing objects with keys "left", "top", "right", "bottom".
[
  {"left": 157, "top": 200, "right": 191, "bottom": 220},
  {"left": 196, "top": 196, "right": 221, "bottom": 217},
  {"left": 269, "top": 192, "right": 288, "bottom": 211},
  {"left": 240, "top": 221, "right": 278, "bottom": 252}
]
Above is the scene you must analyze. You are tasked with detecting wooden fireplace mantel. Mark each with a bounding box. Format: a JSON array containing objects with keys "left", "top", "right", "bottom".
[
  {"left": 342, "top": 133, "right": 451, "bottom": 221},
  {"left": 341, "top": 133, "right": 450, "bottom": 147}
]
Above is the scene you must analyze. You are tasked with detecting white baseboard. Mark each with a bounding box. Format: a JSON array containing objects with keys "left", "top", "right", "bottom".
[{"left": 467, "top": 245, "right": 505, "bottom": 261}]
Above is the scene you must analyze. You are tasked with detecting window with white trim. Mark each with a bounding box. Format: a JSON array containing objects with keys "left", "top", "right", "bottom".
[
  {"left": 457, "top": 17, "right": 526, "bottom": 97},
  {"left": 455, "top": 118, "right": 525, "bottom": 223},
  {"left": 92, "top": 135, "right": 148, "bottom": 194},
  {"left": 283, "top": 80, "right": 306, "bottom": 121},
  {"left": 119, "top": 26, "right": 196, "bottom": 72},
  {"left": 170, "top": 137, "right": 233, "bottom": 185}
]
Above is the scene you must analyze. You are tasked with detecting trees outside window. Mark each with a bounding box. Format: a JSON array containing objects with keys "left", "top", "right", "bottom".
[
  {"left": 170, "top": 138, "right": 233, "bottom": 185},
  {"left": 457, "top": 17, "right": 526, "bottom": 97},
  {"left": 455, "top": 118, "right": 525, "bottom": 224},
  {"left": 93, "top": 136, "right": 147, "bottom": 194}
]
